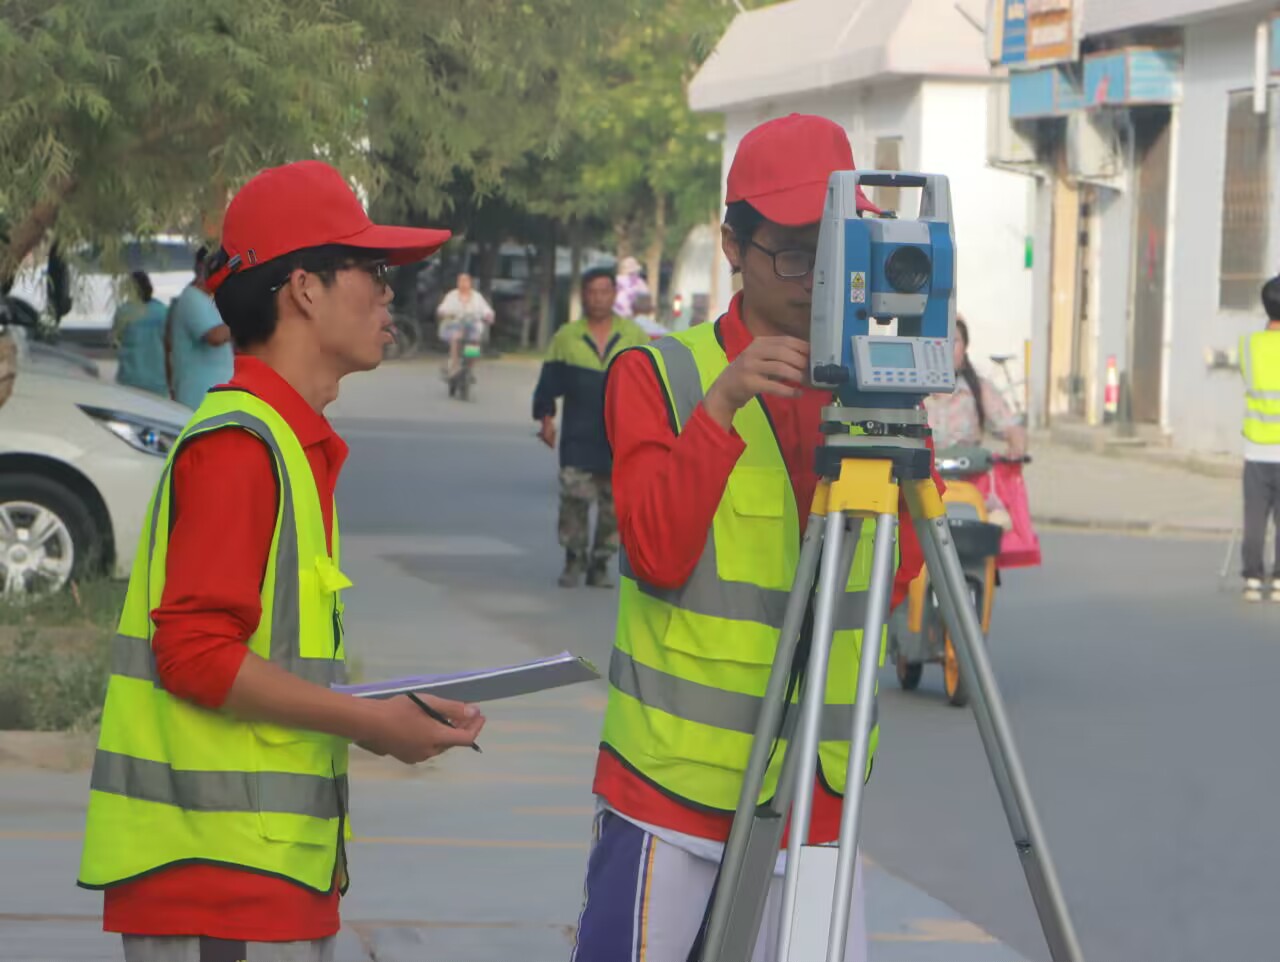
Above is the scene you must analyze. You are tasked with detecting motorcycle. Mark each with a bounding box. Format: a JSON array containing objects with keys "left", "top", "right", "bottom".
[
  {"left": 447, "top": 340, "right": 482, "bottom": 401},
  {"left": 887, "top": 446, "right": 1029, "bottom": 707}
]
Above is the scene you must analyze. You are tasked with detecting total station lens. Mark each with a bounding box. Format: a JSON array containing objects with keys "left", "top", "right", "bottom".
[{"left": 884, "top": 245, "right": 932, "bottom": 294}]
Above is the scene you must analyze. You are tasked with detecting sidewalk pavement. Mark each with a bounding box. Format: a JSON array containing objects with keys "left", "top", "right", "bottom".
[{"left": 1023, "top": 434, "right": 1239, "bottom": 537}]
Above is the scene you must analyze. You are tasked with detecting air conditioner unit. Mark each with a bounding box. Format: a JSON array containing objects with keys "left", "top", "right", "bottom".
[
  {"left": 1066, "top": 110, "right": 1125, "bottom": 185},
  {"left": 987, "top": 82, "right": 1039, "bottom": 168}
]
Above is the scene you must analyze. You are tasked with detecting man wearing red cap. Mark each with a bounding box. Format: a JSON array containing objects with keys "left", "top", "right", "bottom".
[
  {"left": 77, "top": 160, "right": 485, "bottom": 962},
  {"left": 570, "top": 115, "right": 939, "bottom": 961}
]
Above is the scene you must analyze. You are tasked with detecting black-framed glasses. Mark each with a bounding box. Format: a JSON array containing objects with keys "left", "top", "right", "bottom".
[
  {"left": 270, "top": 257, "right": 391, "bottom": 294},
  {"left": 749, "top": 241, "right": 815, "bottom": 279}
]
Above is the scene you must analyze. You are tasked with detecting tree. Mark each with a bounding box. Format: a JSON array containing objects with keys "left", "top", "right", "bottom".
[
  {"left": 362, "top": 0, "right": 636, "bottom": 222},
  {"left": 0, "top": 0, "right": 370, "bottom": 278},
  {"left": 565, "top": 0, "right": 733, "bottom": 306}
]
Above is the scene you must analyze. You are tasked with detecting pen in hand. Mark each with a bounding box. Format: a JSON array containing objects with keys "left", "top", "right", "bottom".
[{"left": 406, "top": 692, "right": 483, "bottom": 753}]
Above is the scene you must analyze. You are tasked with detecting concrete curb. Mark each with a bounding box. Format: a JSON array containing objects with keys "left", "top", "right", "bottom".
[
  {"left": 1040, "top": 427, "right": 1241, "bottom": 480},
  {"left": 0, "top": 731, "right": 94, "bottom": 772},
  {"left": 1032, "top": 514, "right": 1234, "bottom": 538}
]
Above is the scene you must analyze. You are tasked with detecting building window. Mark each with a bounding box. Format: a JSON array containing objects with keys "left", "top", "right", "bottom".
[
  {"left": 873, "top": 137, "right": 903, "bottom": 214},
  {"left": 1219, "top": 89, "right": 1275, "bottom": 310}
]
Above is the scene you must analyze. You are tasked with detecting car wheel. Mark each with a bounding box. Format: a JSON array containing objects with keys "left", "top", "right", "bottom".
[{"left": 0, "top": 473, "right": 102, "bottom": 599}]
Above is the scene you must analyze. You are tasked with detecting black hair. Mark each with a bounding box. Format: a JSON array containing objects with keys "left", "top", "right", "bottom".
[
  {"left": 194, "top": 246, "right": 208, "bottom": 271},
  {"left": 582, "top": 266, "right": 616, "bottom": 292},
  {"left": 1263, "top": 275, "right": 1280, "bottom": 321},
  {"left": 724, "top": 200, "right": 765, "bottom": 270},
  {"left": 212, "top": 244, "right": 382, "bottom": 350},
  {"left": 956, "top": 317, "right": 985, "bottom": 431},
  {"left": 130, "top": 271, "right": 153, "bottom": 303}
]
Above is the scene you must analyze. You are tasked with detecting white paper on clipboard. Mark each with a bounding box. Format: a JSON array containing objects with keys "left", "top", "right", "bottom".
[{"left": 331, "top": 650, "right": 600, "bottom": 703}]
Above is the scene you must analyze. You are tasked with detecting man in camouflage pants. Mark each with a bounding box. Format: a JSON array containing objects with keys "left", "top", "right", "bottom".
[
  {"left": 558, "top": 466, "right": 619, "bottom": 585},
  {"left": 533, "top": 267, "right": 649, "bottom": 587}
]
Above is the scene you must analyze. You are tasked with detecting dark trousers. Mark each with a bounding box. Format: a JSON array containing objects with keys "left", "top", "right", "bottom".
[{"left": 1242, "top": 460, "right": 1280, "bottom": 579}]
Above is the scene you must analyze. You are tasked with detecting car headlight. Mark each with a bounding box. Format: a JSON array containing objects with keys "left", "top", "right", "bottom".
[{"left": 78, "top": 405, "right": 182, "bottom": 458}]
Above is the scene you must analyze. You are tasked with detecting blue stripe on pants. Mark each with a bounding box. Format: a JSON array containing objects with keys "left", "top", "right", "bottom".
[{"left": 571, "top": 811, "right": 651, "bottom": 962}]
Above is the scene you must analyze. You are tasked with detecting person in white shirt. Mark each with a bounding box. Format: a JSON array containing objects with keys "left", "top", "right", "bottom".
[{"left": 436, "top": 272, "right": 494, "bottom": 375}]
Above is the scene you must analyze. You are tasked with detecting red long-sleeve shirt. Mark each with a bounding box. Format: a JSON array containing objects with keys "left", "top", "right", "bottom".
[
  {"left": 103, "top": 355, "right": 347, "bottom": 942},
  {"left": 593, "top": 293, "right": 939, "bottom": 844}
]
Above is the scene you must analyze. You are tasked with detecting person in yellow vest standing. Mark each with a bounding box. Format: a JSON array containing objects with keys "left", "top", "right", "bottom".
[
  {"left": 77, "top": 160, "right": 485, "bottom": 962},
  {"left": 1239, "top": 274, "right": 1280, "bottom": 602},
  {"left": 569, "top": 114, "right": 940, "bottom": 962}
]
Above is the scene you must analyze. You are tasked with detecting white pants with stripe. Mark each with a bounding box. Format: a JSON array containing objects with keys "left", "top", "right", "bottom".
[{"left": 571, "top": 809, "right": 868, "bottom": 962}]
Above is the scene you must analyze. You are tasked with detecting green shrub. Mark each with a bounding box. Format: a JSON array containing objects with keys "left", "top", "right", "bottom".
[{"left": 0, "top": 580, "right": 123, "bottom": 730}]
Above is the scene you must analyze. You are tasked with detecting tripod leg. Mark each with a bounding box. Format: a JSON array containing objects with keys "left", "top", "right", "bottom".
[
  {"left": 775, "top": 510, "right": 857, "bottom": 962},
  {"left": 699, "top": 513, "right": 828, "bottom": 962},
  {"left": 914, "top": 506, "right": 1085, "bottom": 962},
  {"left": 822, "top": 511, "right": 897, "bottom": 962}
]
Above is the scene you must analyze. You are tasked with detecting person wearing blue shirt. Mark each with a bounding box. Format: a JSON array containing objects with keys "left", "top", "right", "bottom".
[
  {"left": 111, "top": 272, "right": 169, "bottom": 397},
  {"left": 166, "top": 247, "right": 233, "bottom": 408}
]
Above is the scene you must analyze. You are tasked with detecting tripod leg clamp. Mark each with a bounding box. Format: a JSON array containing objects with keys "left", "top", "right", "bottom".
[
  {"left": 902, "top": 477, "right": 947, "bottom": 522},
  {"left": 812, "top": 458, "right": 900, "bottom": 517}
]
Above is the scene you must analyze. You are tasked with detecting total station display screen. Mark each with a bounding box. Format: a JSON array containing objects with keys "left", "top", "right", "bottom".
[{"left": 868, "top": 341, "right": 916, "bottom": 369}]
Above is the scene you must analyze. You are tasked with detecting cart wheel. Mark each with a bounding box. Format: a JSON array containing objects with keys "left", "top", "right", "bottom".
[
  {"left": 896, "top": 656, "right": 923, "bottom": 691},
  {"left": 943, "top": 634, "right": 968, "bottom": 707},
  {"left": 943, "top": 579, "right": 983, "bottom": 707}
]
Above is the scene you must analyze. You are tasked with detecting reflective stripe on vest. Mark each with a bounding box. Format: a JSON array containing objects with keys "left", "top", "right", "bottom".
[
  {"left": 91, "top": 750, "right": 347, "bottom": 819},
  {"left": 79, "top": 391, "right": 349, "bottom": 894},
  {"left": 608, "top": 647, "right": 876, "bottom": 739},
  {"left": 1242, "top": 332, "right": 1280, "bottom": 443},
  {"left": 601, "top": 324, "right": 885, "bottom": 812}
]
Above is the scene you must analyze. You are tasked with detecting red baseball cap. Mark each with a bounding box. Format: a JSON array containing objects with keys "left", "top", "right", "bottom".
[
  {"left": 726, "top": 113, "right": 880, "bottom": 225},
  {"left": 205, "top": 160, "right": 451, "bottom": 294}
]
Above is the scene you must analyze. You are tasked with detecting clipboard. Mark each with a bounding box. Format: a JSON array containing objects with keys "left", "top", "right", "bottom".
[{"left": 332, "top": 650, "right": 601, "bottom": 703}]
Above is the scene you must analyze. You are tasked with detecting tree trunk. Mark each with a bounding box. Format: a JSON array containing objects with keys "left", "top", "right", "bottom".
[
  {"left": 568, "top": 219, "right": 584, "bottom": 322},
  {"left": 613, "top": 221, "right": 632, "bottom": 261},
  {"left": 645, "top": 192, "right": 666, "bottom": 309},
  {"left": 519, "top": 245, "right": 538, "bottom": 349},
  {"left": 476, "top": 240, "right": 499, "bottom": 302},
  {"left": 708, "top": 211, "right": 723, "bottom": 321},
  {"left": 536, "top": 222, "right": 558, "bottom": 350},
  {"left": 1, "top": 179, "right": 75, "bottom": 282}
]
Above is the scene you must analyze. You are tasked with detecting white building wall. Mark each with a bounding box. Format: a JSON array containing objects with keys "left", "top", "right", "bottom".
[
  {"left": 918, "top": 79, "right": 1034, "bottom": 377},
  {"left": 1166, "top": 12, "right": 1277, "bottom": 456}
]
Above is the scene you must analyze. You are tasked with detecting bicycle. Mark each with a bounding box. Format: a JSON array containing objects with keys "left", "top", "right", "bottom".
[
  {"left": 989, "top": 352, "right": 1027, "bottom": 421},
  {"left": 382, "top": 312, "right": 422, "bottom": 361}
]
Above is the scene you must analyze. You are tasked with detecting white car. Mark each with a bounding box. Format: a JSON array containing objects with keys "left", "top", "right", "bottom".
[{"left": 0, "top": 333, "right": 190, "bottom": 597}]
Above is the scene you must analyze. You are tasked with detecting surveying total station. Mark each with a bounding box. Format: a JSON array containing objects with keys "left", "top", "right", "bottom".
[{"left": 695, "top": 172, "right": 1085, "bottom": 962}]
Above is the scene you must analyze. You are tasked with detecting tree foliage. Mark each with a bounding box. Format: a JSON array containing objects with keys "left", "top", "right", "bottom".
[
  {"left": 0, "top": 0, "right": 367, "bottom": 276},
  {"left": 570, "top": 0, "right": 730, "bottom": 257},
  {"left": 0, "top": 0, "right": 744, "bottom": 314}
]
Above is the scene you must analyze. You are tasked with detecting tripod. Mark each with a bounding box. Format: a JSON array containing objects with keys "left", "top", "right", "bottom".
[{"left": 696, "top": 407, "right": 1083, "bottom": 962}]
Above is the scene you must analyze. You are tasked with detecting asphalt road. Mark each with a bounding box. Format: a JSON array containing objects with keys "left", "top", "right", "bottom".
[
  {"left": 5, "top": 358, "right": 1261, "bottom": 961},
  {"left": 329, "top": 359, "right": 1279, "bottom": 962}
]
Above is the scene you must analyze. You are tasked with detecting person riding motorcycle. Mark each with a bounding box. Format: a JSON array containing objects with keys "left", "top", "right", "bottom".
[
  {"left": 923, "top": 317, "right": 1026, "bottom": 458},
  {"left": 436, "top": 272, "right": 494, "bottom": 378}
]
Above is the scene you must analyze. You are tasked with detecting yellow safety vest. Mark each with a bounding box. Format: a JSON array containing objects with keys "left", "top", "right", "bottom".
[
  {"left": 78, "top": 389, "right": 352, "bottom": 894},
  {"left": 1241, "top": 331, "right": 1280, "bottom": 445},
  {"left": 601, "top": 323, "right": 891, "bottom": 812}
]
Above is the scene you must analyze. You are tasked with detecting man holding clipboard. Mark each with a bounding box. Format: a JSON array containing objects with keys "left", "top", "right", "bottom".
[{"left": 76, "top": 161, "right": 485, "bottom": 962}]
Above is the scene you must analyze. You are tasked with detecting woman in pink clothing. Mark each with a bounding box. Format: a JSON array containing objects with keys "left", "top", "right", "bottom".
[{"left": 924, "top": 317, "right": 1027, "bottom": 458}]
